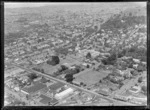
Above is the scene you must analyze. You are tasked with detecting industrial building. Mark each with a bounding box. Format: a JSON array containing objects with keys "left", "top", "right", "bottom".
[
  {"left": 55, "top": 88, "right": 74, "bottom": 100},
  {"left": 48, "top": 82, "right": 65, "bottom": 93},
  {"left": 39, "top": 94, "right": 58, "bottom": 105},
  {"left": 21, "top": 82, "right": 47, "bottom": 95}
]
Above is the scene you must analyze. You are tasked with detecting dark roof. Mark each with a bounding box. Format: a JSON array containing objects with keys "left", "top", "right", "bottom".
[
  {"left": 48, "top": 82, "right": 64, "bottom": 91},
  {"left": 22, "top": 82, "right": 47, "bottom": 94},
  {"left": 40, "top": 87, "right": 49, "bottom": 94},
  {"left": 39, "top": 94, "right": 58, "bottom": 105},
  {"left": 40, "top": 77, "right": 47, "bottom": 83}
]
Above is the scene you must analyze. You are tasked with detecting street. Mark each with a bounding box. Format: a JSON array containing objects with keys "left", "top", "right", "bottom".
[{"left": 11, "top": 63, "right": 136, "bottom": 106}]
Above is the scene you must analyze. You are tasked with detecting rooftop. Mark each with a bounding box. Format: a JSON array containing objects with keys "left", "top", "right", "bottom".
[
  {"left": 48, "top": 82, "right": 65, "bottom": 91},
  {"left": 39, "top": 94, "right": 58, "bottom": 105},
  {"left": 21, "top": 82, "right": 47, "bottom": 94}
]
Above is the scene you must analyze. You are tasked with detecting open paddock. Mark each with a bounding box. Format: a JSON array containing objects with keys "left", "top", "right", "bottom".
[{"left": 74, "top": 69, "right": 111, "bottom": 86}]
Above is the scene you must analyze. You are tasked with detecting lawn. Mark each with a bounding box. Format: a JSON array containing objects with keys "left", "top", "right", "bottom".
[
  {"left": 74, "top": 69, "right": 111, "bottom": 86},
  {"left": 60, "top": 56, "right": 81, "bottom": 65},
  {"left": 41, "top": 63, "right": 60, "bottom": 75}
]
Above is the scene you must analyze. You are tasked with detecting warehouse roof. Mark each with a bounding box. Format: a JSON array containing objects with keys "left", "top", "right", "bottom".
[
  {"left": 22, "top": 82, "right": 47, "bottom": 94},
  {"left": 39, "top": 94, "right": 58, "bottom": 105},
  {"left": 48, "top": 82, "right": 65, "bottom": 91}
]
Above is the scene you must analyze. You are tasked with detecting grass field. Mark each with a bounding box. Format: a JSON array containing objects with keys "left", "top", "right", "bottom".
[
  {"left": 74, "top": 69, "right": 111, "bottom": 86},
  {"left": 41, "top": 63, "right": 60, "bottom": 75}
]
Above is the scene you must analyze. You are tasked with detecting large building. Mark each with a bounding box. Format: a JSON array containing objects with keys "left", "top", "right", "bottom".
[
  {"left": 48, "top": 82, "right": 65, "bottom": 93},
  {"left": 55, "top": 88, "right": 74, "bottom": 100},
  {"left": 21, "top": 82, "right": 47, "bottom": 96},
  {"left": 39, "top": 94, "right": 58, "bottom": 105}
]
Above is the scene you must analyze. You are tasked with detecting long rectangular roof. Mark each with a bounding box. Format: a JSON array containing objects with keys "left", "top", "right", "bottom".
[
  {"left": 48, "top": 82, "right": 65, "bottom": 91},
  {"left": 39, "top": 94, "right": 58, "bottom": 105},
  {"left": 22, "top": 82, "right": 47, "bottom": 94}
]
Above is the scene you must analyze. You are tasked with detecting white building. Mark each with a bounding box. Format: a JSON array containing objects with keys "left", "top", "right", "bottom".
[
  {"left": 55, "top": 88, "right": 74, "bottom": 100},
  {"left": 133, "top": 58, "right": 141, "bottom": 64}
]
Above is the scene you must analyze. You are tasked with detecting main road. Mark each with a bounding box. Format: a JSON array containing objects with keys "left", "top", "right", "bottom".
[{"left": 11, "top": 63, "right": 136, "bottom": 106}]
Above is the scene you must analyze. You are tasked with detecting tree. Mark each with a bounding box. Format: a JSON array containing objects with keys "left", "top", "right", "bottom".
[
  {"left": 94, "top": 25, "right": 98, "bottom": 31},
  {"left": 74, "top": 66, "right": 80, "bottom": 73},
  {"left": 128, "top": 63, "right": 133, "bottom": 68},
  {"left": 137, "top": 64, "right": 144, "bottom": 72},
  {"left": 87, "top": 64, "right": 90, "bottom": 68},
  {"left": 61, "top": 65, "right": 68, "bottom": 71},
  {"left": 86, "top": 52, "right": 92, "bottom": 59},
  {"left": 41, "top": 69, "right": 45, "bottom": 73},
  {"left": 138, "top": 77, "right": 143, "bottom": 83},
  {"left": 65, "top": 74, "right": 74, "bottom": 83},
  {"left": 130, "top": 70, "right": 138, "bottom": 76},
  {"left": 141, "top": 85, "right": 147, "bottom": 95},
  {"left": 119, "top": 82, "right": 124, "bottom": 88},
  {"left": 99, "top": 80, "right": 102, "bottom": 83},
  {"left": 28, "top": 73, "right": 38, "bottom": 80},
  {"left": 80, "top": 82, "right": 84, "bottom": 86},
  {"left": 47, "top": 56, "right": 60, "bottom": 66}
]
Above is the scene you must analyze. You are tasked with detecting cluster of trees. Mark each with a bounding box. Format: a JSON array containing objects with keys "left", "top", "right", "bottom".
[
  {"left": 86, "top": 52, "right": 92, "bottom": 59},
  {"left": 138, "top": 76, "right": 143, "bottom": 83},
  {"left": 101, "top": 14, "right": 146, "bottom": 31},
  {"left": 5, "top": 31, "right": 26, "bottom": 45},
  {"left": 99, "top": 78, "right": 122, "bottom": 91},
  {"left": 47, "top": 56, "right": 60, "bottom": 66},
  {"left": 101, "top": 53, "right": 117, "bottom": 65},
  {"left": 64, "top": 73, "right": 74, "bottom": 83},
  {"left": 103, "top": 74, "right": 124, "bottom": 88},
  {"left": 130, "top": 70, "right": 139, "bottom": 76},
  {"left": 33, "top": 67, "right": 45, "bottom": 73},
  {"left": 126, "top": 46, "right": 147, "bottom": 62},
  {"left": 27, "top": 73, "right": 38, "bottom": 80},
  {"left": 80, "top": 82, "right": 86, "bottom": 87},
  {"left": 136, "top": 63, "right": 146, "bottom": 72},
  {"left": 141, "top": 85, "right": 147, "bottom": 95},
  {"left": 53, "top": 64, "right": 83, "bottom": 79},
  {"left": 102, "top": 45, "right": 146, "bottom": 68}
]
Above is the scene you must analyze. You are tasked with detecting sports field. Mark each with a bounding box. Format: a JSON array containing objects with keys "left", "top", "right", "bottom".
[{"left": 74, "top": 69, "right": 111, "bottom": 86}]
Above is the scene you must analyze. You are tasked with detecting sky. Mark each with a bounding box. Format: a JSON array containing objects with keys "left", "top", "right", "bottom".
[{"left": 4, "top": 2, "right": 147, "bottom": 9}]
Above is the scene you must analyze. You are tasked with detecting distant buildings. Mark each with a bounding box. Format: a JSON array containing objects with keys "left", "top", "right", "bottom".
[
  {"left": 5, "top": 67, "right": 25, "bottom": 78},
  {"left": 129, "top": 86, "right": 141, "bottom": 94},
  {"left": 78, "top": 49, "right": 100, "bottom": 58}
]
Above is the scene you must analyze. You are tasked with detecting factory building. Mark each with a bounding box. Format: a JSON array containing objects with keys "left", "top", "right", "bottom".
[{"left": 55, "top": 88, "right": 74, "bottom": 100}]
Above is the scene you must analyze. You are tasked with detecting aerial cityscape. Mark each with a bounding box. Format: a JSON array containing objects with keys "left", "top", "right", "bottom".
[{"left": 4, "top": 2, "right": 147, "bottom": 106}]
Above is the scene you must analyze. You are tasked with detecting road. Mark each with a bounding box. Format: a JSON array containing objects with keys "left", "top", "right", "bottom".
[{"left": 11, "top": 63, "right": 136, "bottom": 106}]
